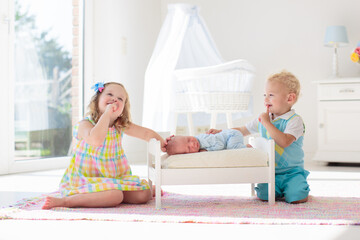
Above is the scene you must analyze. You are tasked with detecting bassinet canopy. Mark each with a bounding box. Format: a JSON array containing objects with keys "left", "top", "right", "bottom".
[{"left": 142, "top": 4, "right": 254, "bottom": 133}]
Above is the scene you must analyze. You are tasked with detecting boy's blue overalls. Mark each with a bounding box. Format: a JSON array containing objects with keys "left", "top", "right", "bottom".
[{"left": 255, "top": 113, "right": 310, "bottom": 203}]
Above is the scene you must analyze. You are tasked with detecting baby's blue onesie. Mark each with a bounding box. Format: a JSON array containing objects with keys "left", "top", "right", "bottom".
[{"left": 195, "top": 129, "right": 246, "bottom": 151}]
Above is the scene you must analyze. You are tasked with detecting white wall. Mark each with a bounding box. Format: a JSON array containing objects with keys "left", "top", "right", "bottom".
[
  {"left": 87, "top": 0, "right": 360, "bottom": 163},
  {"left": 161, "top": 0, "right": 360, "bottom": 159},
  {"left": 85, "top": 0, "right": 161, "bottom": 163}
]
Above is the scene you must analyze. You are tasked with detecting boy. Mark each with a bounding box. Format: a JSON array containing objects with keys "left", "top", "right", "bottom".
[
  {"left": 166, "top": 129, "right": 247, "bottom": 155},
  {"left": 208, "top": 70, "right": 310, "bottom": 204}
]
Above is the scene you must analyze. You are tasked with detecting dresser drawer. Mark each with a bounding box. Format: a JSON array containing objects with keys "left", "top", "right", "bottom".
[{"left": 318, "top": 83, "right": 360, "bottom": 100}]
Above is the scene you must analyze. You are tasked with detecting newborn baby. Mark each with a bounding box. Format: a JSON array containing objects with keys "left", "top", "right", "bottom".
[{"left": 166, "top": 129, "right": 247, "bottom": 155}]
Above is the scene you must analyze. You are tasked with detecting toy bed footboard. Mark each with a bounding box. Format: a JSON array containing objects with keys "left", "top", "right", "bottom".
[{"left": 147, "top": 137, "right": 275, "bottom": 209}]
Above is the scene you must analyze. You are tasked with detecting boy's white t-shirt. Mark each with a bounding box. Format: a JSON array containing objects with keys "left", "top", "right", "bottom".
[{"left": 245, "top": 109, "right": 304, "bottom": 140}]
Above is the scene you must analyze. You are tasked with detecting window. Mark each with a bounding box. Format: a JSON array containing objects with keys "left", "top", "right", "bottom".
[{"left": 0, "top": 0, "right": 83, "bottom": 174}]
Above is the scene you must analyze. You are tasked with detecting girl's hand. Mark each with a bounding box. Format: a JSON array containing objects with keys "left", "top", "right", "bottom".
[
  {"left": 105, "top": 101, "right": 122, "bottom": 118},
  {"left": 104, "top": 102, "right": 116, "bottom": 114},
  {"left": 206, "top": 129, "right": 222, "bottom": 134},
  {"left": 160, "top": 139, "right": 167, "bottom": 152},
  {"left": 165, "top": 135, "right": 174, "bottom": 144},
  {"left": 112, "top": 101, "right": 122, "bottom": 117},
  {"left": 161, "top": 135, "right": 174, "bottom": 152}
]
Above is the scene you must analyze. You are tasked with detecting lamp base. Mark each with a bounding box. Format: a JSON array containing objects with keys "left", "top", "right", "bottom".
[{"left": 332, "top": 47, "right": 339, "bottom": 78}]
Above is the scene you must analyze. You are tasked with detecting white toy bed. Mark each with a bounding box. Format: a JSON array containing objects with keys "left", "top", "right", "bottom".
[{"left": 147, "top": 136, "right": 275, "bottom": 209}]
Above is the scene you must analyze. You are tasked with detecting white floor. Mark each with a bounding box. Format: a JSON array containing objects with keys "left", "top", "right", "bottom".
[{"left": 1, "top": 160, "right": 360, "bottom": 240}]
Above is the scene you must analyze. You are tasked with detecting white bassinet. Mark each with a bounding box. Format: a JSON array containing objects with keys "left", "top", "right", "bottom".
[{"left": 173, "top": 59, "right": 255, "bottom": 135}]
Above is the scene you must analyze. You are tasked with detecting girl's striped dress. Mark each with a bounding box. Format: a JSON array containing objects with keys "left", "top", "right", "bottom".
[{"left": 59, "top": 118, "right": 149, "bottom": 196}]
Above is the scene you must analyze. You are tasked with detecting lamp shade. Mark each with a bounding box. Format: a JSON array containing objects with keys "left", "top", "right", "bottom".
[{"left": 324, "top": 26, "right": 349, "bottom": 47}]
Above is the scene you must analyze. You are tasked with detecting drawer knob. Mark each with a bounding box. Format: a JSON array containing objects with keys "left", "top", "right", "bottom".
[
  {"left": 319, "top": 123, "right": 324, "bottom": 128},
  {"left": 339, "top": 88, "right": 355, "bottom": 93}
]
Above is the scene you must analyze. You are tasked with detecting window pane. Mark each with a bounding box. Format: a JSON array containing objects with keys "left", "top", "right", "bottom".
[{"left": 14, "top": 0, "right": 72, "bottom": 160}]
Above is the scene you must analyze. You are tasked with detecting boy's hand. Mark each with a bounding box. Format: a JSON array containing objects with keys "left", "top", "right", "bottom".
[
  {"left": 259, "top": 105, "right": 271, "bottom": 125},
  {"left": 206, "top": 129, "right": 222, "bottom": 134}
]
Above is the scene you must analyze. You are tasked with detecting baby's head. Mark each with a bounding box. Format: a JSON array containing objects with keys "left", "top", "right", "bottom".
[
  {"left": 87, "top": 82, "right": 131, "bottom": 129},
  {"left": 166, "top": 136, "right": 200, "bottom": 155},
  {"left": 267, "top": 70, "right": 300, "bottom": 104}
]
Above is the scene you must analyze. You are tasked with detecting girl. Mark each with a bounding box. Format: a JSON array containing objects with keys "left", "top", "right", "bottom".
[{"left": 42, "top": 82, "right": 166, "bottom": 209}]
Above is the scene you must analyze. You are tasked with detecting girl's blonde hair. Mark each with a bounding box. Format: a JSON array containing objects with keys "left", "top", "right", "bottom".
[
  {"left": 267, "top": 70, "right": 301, "bottom": 103},
  {"left": 87, "top": 82, "right": 131, "bottom": 132}
]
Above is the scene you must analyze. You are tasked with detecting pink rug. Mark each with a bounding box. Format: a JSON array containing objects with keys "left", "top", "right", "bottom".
[{"left": 1, "top": 192, "right": 359, "bottom": 225}]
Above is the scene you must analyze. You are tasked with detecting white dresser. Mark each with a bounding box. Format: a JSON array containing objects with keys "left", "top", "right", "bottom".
[{"left": 313, "top": 78, "right": 360, "bottom": 163}]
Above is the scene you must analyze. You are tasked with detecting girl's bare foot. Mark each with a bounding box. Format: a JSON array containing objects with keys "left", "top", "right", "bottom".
[
  {"left": 42, "top": 196, "right": 67, "bottom": 209},
  {"left": 152, "top": 185, "right": 164, "bottom": 197}
]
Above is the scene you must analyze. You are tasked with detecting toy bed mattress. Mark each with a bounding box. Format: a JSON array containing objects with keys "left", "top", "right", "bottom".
[{"left": 158, "top": 148, "right": 268, "bottom": 169}]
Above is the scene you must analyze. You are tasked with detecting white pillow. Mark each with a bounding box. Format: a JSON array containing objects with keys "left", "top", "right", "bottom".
[{"left": 160, "top": 148, "right": 268, "bottom": 169}]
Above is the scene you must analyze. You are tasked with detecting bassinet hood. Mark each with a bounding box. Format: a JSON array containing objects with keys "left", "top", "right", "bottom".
[{"left": 142, "top": 4, "right": 252, "bottom": 132}]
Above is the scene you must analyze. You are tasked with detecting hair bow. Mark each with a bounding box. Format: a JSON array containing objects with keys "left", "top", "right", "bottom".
[{"left": 91, "top": 82, "right": 105, "bottom": 93}]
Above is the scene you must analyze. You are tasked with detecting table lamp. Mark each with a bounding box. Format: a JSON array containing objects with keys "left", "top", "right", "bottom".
[{"left": 324, "top": 25, "right": 349, "bottom": 78}]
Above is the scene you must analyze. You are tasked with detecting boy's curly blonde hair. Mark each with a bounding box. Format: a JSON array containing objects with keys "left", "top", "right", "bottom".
[
  {"left": 86, "top": 82, "right": 131, "bottom": 132},
  {"left": 267, "top": 70, "right": 301, "bottom": 103}
]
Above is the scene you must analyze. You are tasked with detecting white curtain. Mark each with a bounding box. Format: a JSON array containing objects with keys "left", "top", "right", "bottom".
[
  {"left": 142, "top": 4, "right": 223, "bottom": 132},
  {"left": 14, "top": 30, "right": 49, "bottom": 132}
]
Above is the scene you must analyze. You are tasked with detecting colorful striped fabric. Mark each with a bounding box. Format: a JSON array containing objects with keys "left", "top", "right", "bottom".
[{"left": 59, "top": 118, "right": 149, "bottom": 196}]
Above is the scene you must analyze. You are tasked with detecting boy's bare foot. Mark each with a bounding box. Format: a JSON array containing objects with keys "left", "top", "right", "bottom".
[
  {"left": 41, "top": 196, "right": 67, "bottom": 209},
  {"left": 246, "top": 144, "right": 253, "bottom": 148}
]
